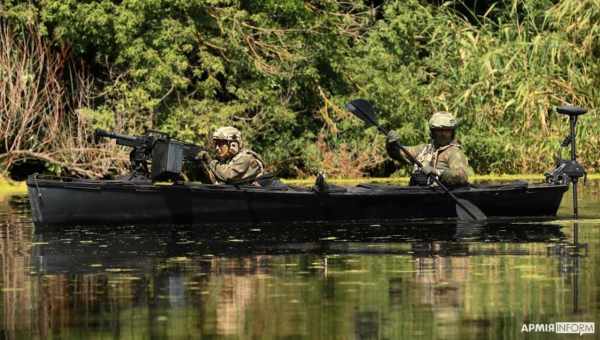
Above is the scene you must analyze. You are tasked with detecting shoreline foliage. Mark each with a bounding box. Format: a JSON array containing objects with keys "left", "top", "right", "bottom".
[{"left": 0, "top": 0, "right": 598, "bottom": 179}]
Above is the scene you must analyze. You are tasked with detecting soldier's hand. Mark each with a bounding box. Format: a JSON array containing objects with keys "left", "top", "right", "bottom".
[
  {"left": 196, "top": 150, "right": 212, "bottom": 164},
  {"left": 386, "top": 130, "right": 400, "bottom": 145},
  {"left": 422, "top": 165, "right": 441, "bottom": 177}
]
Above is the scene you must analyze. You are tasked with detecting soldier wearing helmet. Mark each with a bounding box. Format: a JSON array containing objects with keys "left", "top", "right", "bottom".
[
  {"left": 385, "top": 111, "right": 472, "bottom": 187},
  {"left": 197, "top": 126, "right": 265, "bottom": 185}
]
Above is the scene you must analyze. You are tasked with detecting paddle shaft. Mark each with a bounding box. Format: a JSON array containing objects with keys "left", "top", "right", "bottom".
[{"left": 368, "top": 120, "right": 480, "bottom": 221}]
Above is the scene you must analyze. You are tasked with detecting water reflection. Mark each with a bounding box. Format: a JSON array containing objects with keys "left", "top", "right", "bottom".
[
  {"left": 548, "top": 222, "right": 589, "bottom": 317},
  {"left": 29, "top": 222, "right": 567, "bottom": 272},
  {"left": 0, "top": 183, "right": 599, "bottom": 339}
]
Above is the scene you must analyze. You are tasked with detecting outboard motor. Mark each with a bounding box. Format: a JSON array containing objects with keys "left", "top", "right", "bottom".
[{"left": 544, "top": 105, "right": 587, "bottom": 218}]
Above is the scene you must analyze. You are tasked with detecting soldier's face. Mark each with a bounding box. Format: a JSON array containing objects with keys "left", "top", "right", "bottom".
[
  {"left": 431, "top": 128, "right": 454, "bottom": 147},
  {"left": 214, "top": 140, "right": 231, "bottom": 160}
]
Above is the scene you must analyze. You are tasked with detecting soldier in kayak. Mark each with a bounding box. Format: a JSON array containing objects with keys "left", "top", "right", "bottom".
[
  {"left": 196, "top": 126, "right": 265, "bottom": 185},
  {"left": 386, "top": 111, "right": 473, "bottom": 187}
]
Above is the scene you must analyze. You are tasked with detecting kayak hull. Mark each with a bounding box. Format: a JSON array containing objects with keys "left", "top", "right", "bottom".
[{"left": 26, "top": 175, "right": 568, "bottom": 227}]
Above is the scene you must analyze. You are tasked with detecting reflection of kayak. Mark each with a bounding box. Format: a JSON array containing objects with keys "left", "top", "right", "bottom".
[
  {"left": 31, "top": 222, "right": 565, "bottom": 273},
  {"left": 26, "top": 174, "right": 568, "bottom": 228}
]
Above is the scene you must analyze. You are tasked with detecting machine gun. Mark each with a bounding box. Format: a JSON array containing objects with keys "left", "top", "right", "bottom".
[{"left": 95, "top": 129, "right": 204, "bottom": 182}]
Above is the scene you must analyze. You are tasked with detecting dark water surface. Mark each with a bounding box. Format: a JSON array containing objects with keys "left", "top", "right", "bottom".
[{"left": 1, "top": 182, "right": 600, "bottom": 339}]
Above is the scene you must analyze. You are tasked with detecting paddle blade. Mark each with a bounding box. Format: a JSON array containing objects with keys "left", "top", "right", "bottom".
[
  {"left": 455, "top": 198, "right": 487, "bottom": 223},
  {"left": 346, "top": 99, "right": 377, "bottom": 126}
]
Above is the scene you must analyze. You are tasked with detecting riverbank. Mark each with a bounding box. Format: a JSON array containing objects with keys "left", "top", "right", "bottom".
[
  {"left": 0, "top": 177, "right": 26, "bottom": 196},
  {"left": 3, "top": 174, "right": 600, "bottom": 196},
  {"left": 2, "top": 1, "right": 600, "bottom": 179}
]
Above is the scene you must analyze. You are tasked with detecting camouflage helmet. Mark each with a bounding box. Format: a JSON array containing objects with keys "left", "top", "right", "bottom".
[
  {"left": 212, "top": 126, "right": 242, "bottom": 143},
  {"left": 428, "top": 111, "right": 458, "bottom": 129}
]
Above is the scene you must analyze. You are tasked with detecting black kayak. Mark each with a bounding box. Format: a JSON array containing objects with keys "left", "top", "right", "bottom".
[{"left": 26, "top": 175, "right": 568, "bottom": 228}]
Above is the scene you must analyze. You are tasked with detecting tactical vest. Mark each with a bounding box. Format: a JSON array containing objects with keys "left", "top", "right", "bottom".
[
  {"left": 237, "top": 149, "right": 265, "bottom": 175},
  {"left": 221, "top": 149, "right": 265, "bottom": 185},
  {"left": 409, "top": 142, "right": 462, "bottom": 186}
]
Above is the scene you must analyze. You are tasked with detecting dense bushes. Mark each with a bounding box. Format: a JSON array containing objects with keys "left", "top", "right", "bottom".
[{"left": 0, "top": 0, "right": 598, "bottom": 178}]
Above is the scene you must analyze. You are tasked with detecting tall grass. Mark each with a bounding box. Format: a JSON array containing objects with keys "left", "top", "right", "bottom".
[
  {"left": 340, "top": 0, "right": 600, "bottom": 175},
  {"left": 0, "top": 21, "right": 123, "bottom": 177}
]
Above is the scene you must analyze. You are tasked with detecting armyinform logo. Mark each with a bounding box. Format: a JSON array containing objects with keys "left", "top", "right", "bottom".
[{"left": 521, "top": 322, "right": 595, "bottom": 335}]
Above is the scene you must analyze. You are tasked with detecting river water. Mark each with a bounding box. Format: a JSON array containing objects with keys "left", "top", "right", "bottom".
[{"left": 0, "top": 181, "right": 599, "bottom": 339}]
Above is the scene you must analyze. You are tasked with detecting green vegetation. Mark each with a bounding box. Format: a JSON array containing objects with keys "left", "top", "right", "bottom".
[{"left": 0, "top": 0, "right": 598, "bottom": 179}]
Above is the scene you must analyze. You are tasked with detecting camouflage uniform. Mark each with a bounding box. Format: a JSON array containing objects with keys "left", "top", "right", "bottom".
[
  {"left": 386, "top": 111, "right": 473, "bottom": 187},
  {"left": 208, "top": 149, "right": 265, "bottom": 185},
  {"left": 387, "top": 141, "right": 472, "bottom": 186},
  {"left": 203, "top": 126, "right": 265, "bottom": 185}
]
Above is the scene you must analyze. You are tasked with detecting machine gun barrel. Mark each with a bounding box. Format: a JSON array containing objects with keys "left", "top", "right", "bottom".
[{"left": 94, "top": 129, "right": 145, "bottom": 148}]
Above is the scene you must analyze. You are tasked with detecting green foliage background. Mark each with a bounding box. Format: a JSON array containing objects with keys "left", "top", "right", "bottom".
[{"left": 1, "top": 0, "right": 598, "bottom": 177}]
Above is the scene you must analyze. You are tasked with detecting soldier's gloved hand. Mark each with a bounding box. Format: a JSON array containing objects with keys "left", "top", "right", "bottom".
[
  {"left": 386, "top": 130, "right": 400, "bottom": 146},
  {"left": 196, "top": 150, "right": 212, "bottom": 164},
  {"left": 422, "top": 165, "right": 441, "bottom": 177}
]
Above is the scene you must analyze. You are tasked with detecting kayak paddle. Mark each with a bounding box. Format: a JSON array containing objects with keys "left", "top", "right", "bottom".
[{"left": 346, "top": 99, "right": 487, "bottom": 223}]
